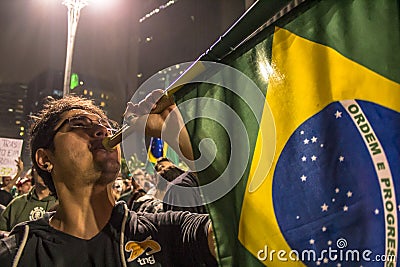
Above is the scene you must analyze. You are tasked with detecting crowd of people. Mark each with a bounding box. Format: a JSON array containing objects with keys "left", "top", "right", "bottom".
[
  {"left": 0, "top": 163, "right": 57, "bottom": 232},
  {"left": 0, "top": 92, "right": 217, "bottom": 266}
]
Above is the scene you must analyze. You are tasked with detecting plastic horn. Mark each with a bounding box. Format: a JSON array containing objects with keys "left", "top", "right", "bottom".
[{"left": 102, "top": 94, "right": 174, "bottom": 151}]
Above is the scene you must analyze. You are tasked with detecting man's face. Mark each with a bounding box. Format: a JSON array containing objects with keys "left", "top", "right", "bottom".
[
  {"left": 123, "top": 179, "right": 132, "bottom": 190},
  {"left": 113, "top": 178, "right": 123, "bottom": 193},
  {"left": 48, "top": 109, "right": 121, "bottom": 187},
  {"left": 20, "top": 181, "right": 32, "bottom": 194},
  {"left": 2, "top": 176, "right": 11, "bottom": 186},
  {"left": 154, "top": 160, "right": 174, "bottom": 178},
  {"left": 134, "top": 174, "right": 145, "bottom": 187}
]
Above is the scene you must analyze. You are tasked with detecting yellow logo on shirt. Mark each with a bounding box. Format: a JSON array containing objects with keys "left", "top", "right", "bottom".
[{"left": 125, "top": 236, "right": 161, "bottom": 262}]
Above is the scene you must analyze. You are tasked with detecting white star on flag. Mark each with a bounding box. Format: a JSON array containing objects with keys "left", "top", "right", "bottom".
[
  {"left": 335, "top": 110, "right": 342, "bottom": 118},
  {"left": 311, "top": 136, "right": 318, "bottom": 143},
  {"left": 347, "top": 191, "right": 353, "bottom": 198},
  {"left": 343, "top": 205, "right": 349, "bottom": 212},
  {"left": 300, "top": 175, "right": 307, "bottom": 182},
  {"left": 311, "top": 155, "right": 317, "bottom": 161},
  {"left": 321, "top": 203, "right": 328, "bottom": 212},
  {"left": 303, "top": 138, "right": 310, "bottom": 144},
  {"left": 339, "top": 156, "right": 345, "bottom": 162},
  {"left": 302, "top": 156, "right": 307, "bottom": 162}
]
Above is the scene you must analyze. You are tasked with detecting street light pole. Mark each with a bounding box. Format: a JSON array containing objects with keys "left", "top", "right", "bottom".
[{"left": 62, "top": 0, "right": 89, "bottom": 96}]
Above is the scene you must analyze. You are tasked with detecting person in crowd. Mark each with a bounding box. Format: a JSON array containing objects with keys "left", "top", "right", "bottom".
[
  {"left": 0, "top": 92, "right": 216, "bottom": 267},
  {"left": 142, "top": 180, "right": 153, "bottom": 192},
  {"left": 0, "top": 158, "right": 23, "bottom": 206},
  {"left": 12, "top": 167, "right": 37, "bottom": 197},
  {"left": 155, "top": 157, "right": 207, "bottom": 214},
  {"left": 0, "top": 167, "right": 58, "bottom": 232},
  {"left": 15, "top": 177, "right": 32, "bottom": 196},
  {"left": 117, "top": 173, "right": 134, "bottom": 203},
  {"left": 122, "top": 176, "right": 132, "bottom": 194},
  {"left": 133, "top": 168, "right": 146, "bottom": 188},
  {"left": 119, "top": 169, "right": 154, "bottom": 204},
  {"left": 111, "top": 176, "right": 124, "bottom": 201},
  {"left": 144, "top": 172, "right": 155, "bottom": 191},
  {"left": 130, "top": 157, "right": 206, "bottom": 214}
]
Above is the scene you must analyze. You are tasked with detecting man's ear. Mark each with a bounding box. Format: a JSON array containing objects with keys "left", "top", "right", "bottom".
[{"left": 35, "top": 148, "right": 53, "bottom": 172}]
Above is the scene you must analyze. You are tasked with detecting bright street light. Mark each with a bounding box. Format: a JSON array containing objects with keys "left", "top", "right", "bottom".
[{"left": 62, "top": 0, "right": 89, "bottom": 96}]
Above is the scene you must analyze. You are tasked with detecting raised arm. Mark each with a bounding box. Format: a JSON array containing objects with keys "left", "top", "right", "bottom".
[{"left": 4, "top": 158, "right": 23, "bottom": 192}]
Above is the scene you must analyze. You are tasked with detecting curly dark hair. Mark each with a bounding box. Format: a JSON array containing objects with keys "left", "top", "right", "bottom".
[{"left": 29, "top": 95, "right": 107, "bottom": 198}]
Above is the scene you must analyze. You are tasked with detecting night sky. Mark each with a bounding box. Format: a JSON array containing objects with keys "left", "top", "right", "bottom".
[
  {"left": 0, "top": 0, "right": 139, "bottom": 96},
  {"left": 0, "top": 0, "right": 245, "bottom": 102}
]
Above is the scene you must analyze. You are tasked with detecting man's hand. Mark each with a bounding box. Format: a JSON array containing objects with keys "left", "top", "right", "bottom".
[
  {"left": 124, "top": 89, "right": 194, "bottom": 166},
  {"left": 6, "top": 157, "right": 24, "bottom": 190},
  {"left": 124, "top": 89, "right": 175, "bottom": 137}
]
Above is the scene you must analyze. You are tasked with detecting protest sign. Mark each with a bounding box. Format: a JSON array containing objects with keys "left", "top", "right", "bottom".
[{"left": 0, "top": 137, "right": 23, "bottom": 176}]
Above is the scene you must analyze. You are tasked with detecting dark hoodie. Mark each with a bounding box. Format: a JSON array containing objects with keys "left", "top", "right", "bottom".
[
  {"left": 0, "top": 187, "right": 58, "bottom": 232},
  {"left": 0, "top": 202, "right": 217, "bottom": 267}
]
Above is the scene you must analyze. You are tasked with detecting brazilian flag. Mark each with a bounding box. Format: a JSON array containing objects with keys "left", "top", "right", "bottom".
[
  {"left": 145, "top": 137, "right": 180, "bottom": 174},
  {"left": 172, "top": 0, "right": 400, "bottom": 266}
]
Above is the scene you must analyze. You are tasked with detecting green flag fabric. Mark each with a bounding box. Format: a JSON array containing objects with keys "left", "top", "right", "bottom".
[{"left": 173, "top": 0, "right": 400, "bottom": 266}]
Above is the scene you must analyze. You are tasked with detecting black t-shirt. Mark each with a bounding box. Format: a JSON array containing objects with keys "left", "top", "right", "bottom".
[
  {"left": 19, "top": 222, "right": 121, "bottom": 266},
  {"left": 0, "top": 190, "right": 13, "bottom": 207},
  {"left": 0, "top": 202, "right": 217, "bottom": 267}
]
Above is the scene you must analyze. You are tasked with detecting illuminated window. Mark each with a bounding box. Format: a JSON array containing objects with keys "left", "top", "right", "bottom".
[
  {"left": 83, "top": 89, "right": 88, "bottom": 95},
  {"left": 89, "top": 91, "right": 93, "bottom": 96},
  {"left": 100, "top": 102, "right": 105, "bottom": 107}
]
